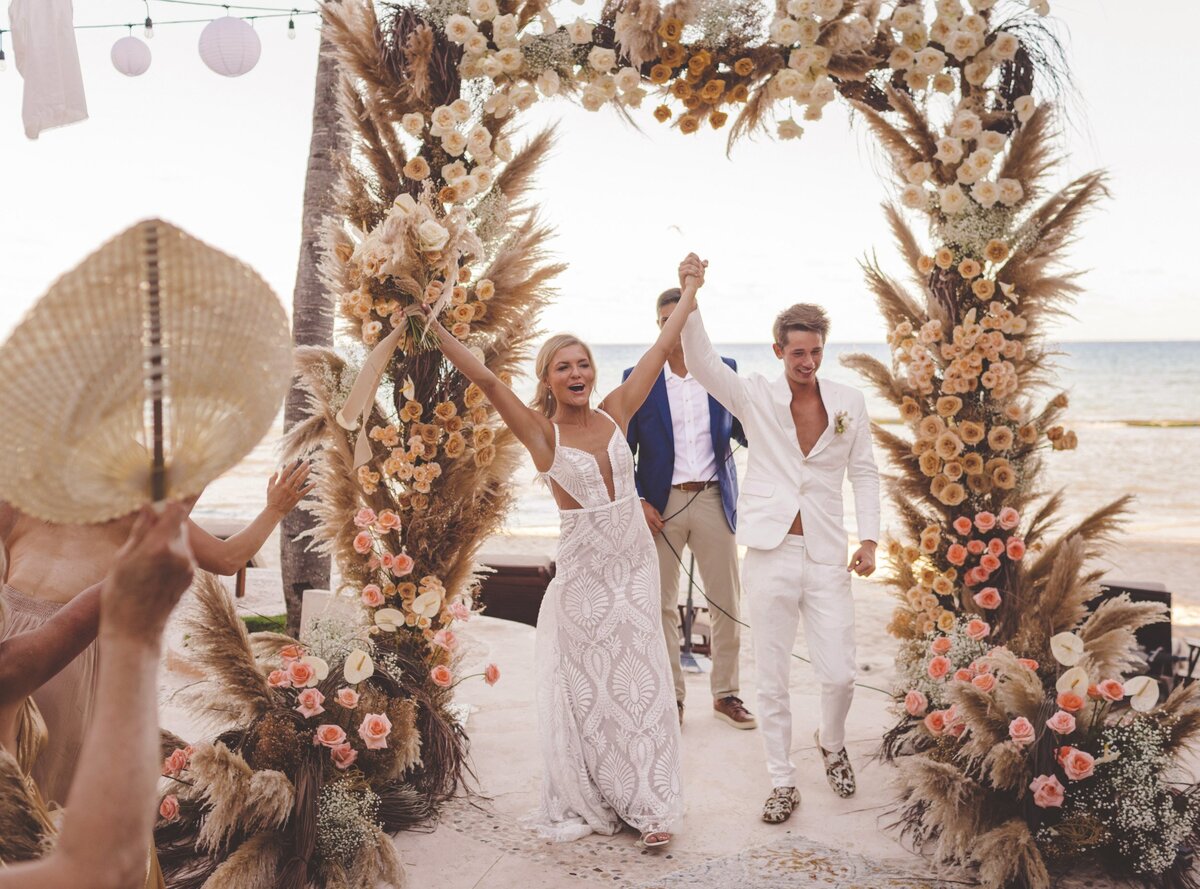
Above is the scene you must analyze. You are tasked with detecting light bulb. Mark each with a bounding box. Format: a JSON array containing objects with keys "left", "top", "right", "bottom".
[
  {"left": 144, "top": 17, "right": 154, "bottom": 39},
  {"left": 287, "top": 18, "right": 296, "bottom": 39},
  {"left": 0, "top": 51, "right": 6, "bottom": 73}
]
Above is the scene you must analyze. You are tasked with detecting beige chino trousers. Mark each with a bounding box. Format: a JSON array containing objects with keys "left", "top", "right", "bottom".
[{"left": 653, "top": 486, "right": 742, "bottom": 703}]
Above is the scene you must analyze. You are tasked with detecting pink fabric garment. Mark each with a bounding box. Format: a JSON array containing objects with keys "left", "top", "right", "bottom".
[{"left": 9, "top": 0, "right": 89, "bottom": 139}]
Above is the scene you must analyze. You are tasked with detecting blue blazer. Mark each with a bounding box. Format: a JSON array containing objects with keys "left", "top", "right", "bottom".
[{"left": 623, "top": 359, "right": 746, "bottom": 532}]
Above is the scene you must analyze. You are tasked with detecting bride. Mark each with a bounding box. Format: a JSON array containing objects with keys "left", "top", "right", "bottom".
[{"left": 421, "top": 259, "right": 705, "bottom": 847}]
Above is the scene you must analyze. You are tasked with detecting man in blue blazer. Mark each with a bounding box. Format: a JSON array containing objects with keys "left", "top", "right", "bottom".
[{"left": 624, "top": 288, "right": 754, "bottom": 730}]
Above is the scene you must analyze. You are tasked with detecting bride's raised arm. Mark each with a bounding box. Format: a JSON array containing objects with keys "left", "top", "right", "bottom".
[
  {"left": 419, "top": 309, "right": 556, "bottom": 471},
  {"left": 600, "top": 254, "right": 705, "bottom": 428}
]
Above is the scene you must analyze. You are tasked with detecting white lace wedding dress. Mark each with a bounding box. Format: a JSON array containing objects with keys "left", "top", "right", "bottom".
[{"left": 528, "top": 409, "right": 684, "bottom": 842}]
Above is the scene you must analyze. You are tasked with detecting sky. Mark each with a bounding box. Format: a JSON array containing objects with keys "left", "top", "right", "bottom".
[{"left": 1, "top": 0, "right": 1198, "bottom": 345}]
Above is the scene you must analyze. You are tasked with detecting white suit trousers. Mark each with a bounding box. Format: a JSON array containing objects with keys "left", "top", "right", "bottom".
[{"left": 744, "top": 535, "right": 856, "bottom": 789}]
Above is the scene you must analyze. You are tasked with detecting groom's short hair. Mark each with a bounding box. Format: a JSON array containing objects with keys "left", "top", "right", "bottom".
[
  {"left": 656, "top": 288, "right": 682, "bottom": 313},
  {"left": 773, "top": 303, "right": 830, "bottom": 346}
]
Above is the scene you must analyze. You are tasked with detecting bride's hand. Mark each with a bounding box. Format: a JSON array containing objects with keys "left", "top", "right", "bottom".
[{"left": 677, "top": 253, "right": 707, "bottom": 292}]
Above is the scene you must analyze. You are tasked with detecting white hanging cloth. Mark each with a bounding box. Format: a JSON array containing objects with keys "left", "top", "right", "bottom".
[{"left": 9, "top": 0, "right": 88, "bottom": 139}]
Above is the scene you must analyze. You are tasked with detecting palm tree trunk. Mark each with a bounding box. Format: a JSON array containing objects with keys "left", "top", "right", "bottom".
[{"left": 281, "top": 27, "right": 340, "bottom": 636}]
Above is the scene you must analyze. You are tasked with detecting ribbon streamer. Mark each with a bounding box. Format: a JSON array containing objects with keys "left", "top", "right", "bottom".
[{"left": 336, "top": 322, "right": 407, "bottom": 469}]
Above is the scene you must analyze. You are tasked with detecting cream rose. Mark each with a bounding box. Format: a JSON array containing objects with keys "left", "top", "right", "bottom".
[
  {"left": 914, "top": 47, "right": 947, "bottom": 76},
  {"left": 950, "top": 110, "right": 982, "bottom": 139},
  {"left": 566, "top": 17, "right": 593, "bottom": 44},
  {"left": 900, "top": 184, "right": 929, "bottom": 210},
  {"left": 416, "top": 219, "right": 449, "bottom": 253},
  {"left": 614, "top": 66, "right": 640, "bottom": 93},
  {"left": 972, "top": 180, "right": 1000, "bottom": 208},
  {"left": 992, "top": 31, "right": 1019, "bottom": 60},
  {"left": 536, "top": 68, "right": 561, "bottom": 97},
  {"left": 979, "top": 130, "right": 1006, "bottom": 153},
  {"left": 497, "top": 47, "right": 523, "bottom": 73},
  {"left": 773, "top": 68, "right": 803, "bottom": 97},
  {"left": 431, "top": 105, "right": 457, "bottom": 131},
  {"left": 939, "top": 183, "right": 968, "bottom": 214},
  {"left": 441, "top": 131, "right": 467, "bottom": 156},
  {"left": 998, "top": 178, "right": 1024, "bottom": 205},
  {"left": 934, "top": 136, "right": 963, "bottom": 164},
  {"left": 777, "top": 118, "right": 804, "bottom": 140},
  {"left": 467, "top": 0, "right": 498, "bottom": 21},
  {"left": 815, "top": 0, "right": 843, "bottom": 18},
  {"left": 510, "top": 83, "right": 537, "bottom": 110},
  {"left": 891, "top": 6, "right": 920, "bottom": 31},
  {"left": 401, "top": 112, "right": 424, "bottom": 136},
  {"left": 444, "top": 14, "right": 477, "bottom": 44},
  {"left": 492, "top": 13, "right": 518, "bottom": 46},
  {"left": 588, "top": 45, "right": 616, "bottom": 73},
  {"left": 946, "top": 29, "right": 980, "bottom": 61},
  {"left": 1014, "top": 94, "right": 1036, "bottom": 123},
  {"left": 770, "top": 17, "right": 803, "bottom": 44},
  {"left": 905, "top": 161, "right": 933, "bottom": 184},
  {"left": 580, "top": 85, "right": 606, "bottom": 112},
  {"left": 463, "top": 33, "right": 488, "bottom": 57}
]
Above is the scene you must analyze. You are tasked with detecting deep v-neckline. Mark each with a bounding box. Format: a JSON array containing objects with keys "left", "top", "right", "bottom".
[{"left": 551, "top": 413, "right": 621, "bottom": 506}]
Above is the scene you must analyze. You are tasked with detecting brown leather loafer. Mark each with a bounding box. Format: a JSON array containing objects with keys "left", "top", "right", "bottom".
[{"left": 713, "top": 695, "right": 757, "bottom": 730}]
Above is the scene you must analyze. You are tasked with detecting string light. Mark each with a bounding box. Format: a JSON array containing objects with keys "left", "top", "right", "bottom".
[
  {"left": 0, "top": 30, "right": 7, "bottom": 73},
  {"left": 287, "top": 9, "right": 297, "bottom": 39},
  {"left": 144, "top": 1, "right": 155, "bottom": 38}
]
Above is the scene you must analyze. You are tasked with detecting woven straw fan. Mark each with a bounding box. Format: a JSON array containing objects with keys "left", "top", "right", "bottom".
[{"left": 0, "top": 219, "right": 292, "bottom": 524}]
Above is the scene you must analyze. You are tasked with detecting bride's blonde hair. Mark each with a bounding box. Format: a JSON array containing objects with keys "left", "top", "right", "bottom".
[{"left": 531, "top": 334, "right": 597, "bottom": 418}]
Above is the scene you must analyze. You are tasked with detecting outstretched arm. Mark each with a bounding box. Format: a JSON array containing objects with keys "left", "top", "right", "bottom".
[
  {"left": 0, "top": 504, "right": 196, "bottom": 889},
  {"left": 679, "top": 279, "right": 748, "bottom": 419},
  {"left": 600, "top": 256, "right": 702, "bottom": 428},
  {"left": 187, "top": 460, "right": 313, "bottom": 575},
  {"left": 419, "top": 310, "right": 556, "bottom": 471}
]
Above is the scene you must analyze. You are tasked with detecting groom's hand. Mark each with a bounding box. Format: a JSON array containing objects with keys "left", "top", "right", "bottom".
[
  {"left": 641, "top": 500, "right": 665, "bottom": 537},
  {"left": 677, "top": 253, "right": 707, "bottom": 291},
  {"left": 847, "top": 541, "right": 877, "bottom": 577}
]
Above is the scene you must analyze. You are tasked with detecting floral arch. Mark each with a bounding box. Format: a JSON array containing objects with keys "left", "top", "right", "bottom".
[{"left": 154, "top": 2, "right": 1200, "bottom": 888}]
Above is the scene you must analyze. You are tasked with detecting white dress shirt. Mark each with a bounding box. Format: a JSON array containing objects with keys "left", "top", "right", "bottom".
[{"left": 664, "top": 363, "right": 718, "bottom": 485}]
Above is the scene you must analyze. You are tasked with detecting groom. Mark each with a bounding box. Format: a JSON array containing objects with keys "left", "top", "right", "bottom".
[{"left": 677, "top": 254, "right": 880, "bottom": 824}]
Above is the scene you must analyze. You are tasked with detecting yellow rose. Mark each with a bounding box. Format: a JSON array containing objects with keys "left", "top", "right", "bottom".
[
  {"left": 475, "top": 278, "right": 495, "bottom": 300},
  {"left": 967, "top": 472, "right": 992, "bottom": 495},
  {"left": 918, "top": 415, "right": 947, "bottom": 440},
  {"left": 987, "top": 425, "right": 1014, "bottom": 450},
  {"left": 400, "top": 400, "right": 423, "bottom": 422},
  {"left": 679, "top": 114, "right": 701, "bottom": 134},
  {"left": 464, "top": 383, "right": 485, "bottom": 408},
  {"left": 653, "top": 104, "right": 672, "bottom": 123},
  {"left": 972, "top": 279, "right": 995, "bottom": 300},
  {"left": 658, "top": 17, "right": 683, "bottom": 43},
  {"left": 936, "top": 396, "right": 962, "bottom": 417},
  {"left": 918, "top": 450, "right": 942, "bottom": 477},
  {"left": 930, "top": 474, "right": 949, "bottom": 499},
  {"left": 699, "top": 79, "right": 726, "bottom": 101},
  {"left": 936, "top": 610, "right": 956, "bottom": 632},
  {"left": 1003, "top": 403, "right": 1024, "bottom": 423},
  {"left": 993, "top": 465, "right": 1016, "bottom": 489},
  {"left": 943, "top": 460, "right": 963, "bottom": 480},
  {"left": 444, "top": 433, "right": 466, "bottom": 458},
  {"left": 962, "top": 453, "right": 984, "bottom": 475},
  {"left": 933, "top": 576, "right": 954, "bottom": 597},
  {"left": 900, "top": 397, "right": 923, "bottom": 423},
  {"left": 434, "top": 402, "right": 457, "bottom": 421},
  {"left": 729, "top": 84, "right": 750, "bottom": 102},
  {"left": 470, "top": 406, "right": 489, "bottom": 425},
  {"left": 403, "top": 157, "right": 430, "bottom": 180},
  {"left": 984, "top": 239, "right": 1010, "bottom": 263},
  {"left": 917, "top": 255, "right": 935, "bottom": 275},
  {"left": 734, "top": 57, "right": 755, "bottom": 76},
  {"left": 938, "top": 481, "right": 966, "bottom": 506},
  {"left": 452, "top": 304, "right": 474, "bottom": 323},
  {"left": 472, "top": 426, "right": 494, "bottom": 448},
  {"left": 710, "top": 111, "right": 729, "bottom": 129},
  {"left": 957, "top": 258, "right": 981, "bottom": 279},
  {"left": 419, "top": 424, "right": 443, "bottom": 445},
  {"left": 650, "top": 65, "right": 673, "bottom": 85},
  {"left": 1018, "top": 423, "right": 1038, "bottom": 445},
  {"left": 958, "top": 421, "right": 985, "bottom": 445},
  {"left": 474, "top": 444, "right": 496, "bottom": 467},
  {"left": 903, "top": 546, "right": 921, "bottom": 564},
  {"left": 935, "top": 247, "right": 955, "bottom": 270},
  {"left": 934, "top": 430, "right": 964, "bottom": 460}
]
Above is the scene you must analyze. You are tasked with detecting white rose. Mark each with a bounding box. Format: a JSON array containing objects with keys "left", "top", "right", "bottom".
[
  {"left": 614, "top": 66, "right": 640, "bottom": 92},
  {"left": 810, "top": 75, "right": 835, "bottom": 104},
  {"left": 914, "top": 47, "right": 946, "bottom": 75},
  {"left": 949, "top": 110, "right": 982, "bottom": 139},
  {"left": 622, "top": 86, "right": 647, "bottom": 108},
  {"left": 955, "top": 162, "right": 980, "bottom": 185},
  {"left": 432, "top": 105, "right": 457, "bottom": 131},
  {"left": 1014, "top": 94, "right": 1036, "bottom": 123},
  {"left": 797, "top": 17, "right": 820, "bottom": 44},
  {"left": 401, "top": 112, "right": 425, "bottom": 136},
  {"left": 964, "top": 58, "right": 992, "bottom": 86},
  {"left": 417, "top": 220, "right": 450, "bottom": 252},
  {"left": 772, "top": 68, "right": 804, "bottom": 97},
  {"left": 997, "top": 178, "right": 1024, "bottom": 205},
  {"left": 777, "top": 118, "right": 804, "bottom": 140},
  {"left": 483, "top": 92, "right": 511, "bottom": 118},
  {"left": 442, "top": 131, "right": 468, "bottom": 156},
  {"left": 480, "top": 56, "right": 503, "bottom": 79},
  {"left": 464, "top": 33, "right": 489, "bottom": 57},
  {"left": 934, "top": 136, "right": 963, "bottom": 164},
  {"left": 471, "top": 166, "right": 495, "bottom": 192},
  {"left": 932, "top": 71, "right": 956, "bottom": 93},
  {"left": 445, "top": 15, "right": 477, "bottom": 44},
  {"left": 594, "top": 74, "right": 617, "bottom": 100},
  {"left": 787, "top": 0, "right": 815, "bottom": 16},
  {"left": 900, "top": 184, "right": 930, "bottom": 210},
  {"left": 510, "top": 83, "right": 537, "bottom": 110},
  {"left": 888, "top": 47, "right": 915, "bottom": 70},
  {"left": 492, "top": 14, "right": 519, "bottom": 46},
  {"left": 905, "top": 161, "right": 933, "bottom": 184},
  {"left": 580, "top": 85, "right": 606, "bottom": 112},
  {"left": 770, "top": 17, "right": 802, "bottom": 45},
  {"left": 968, "top": 147, "right": 994, "bottom": 173},
  {"left": 815, "top": 0, "right": 843, "bottom": 18},
  {"left": 537, "top": 68, "right": 561, "bottom": 96},
  {"left": 947, "top": 30, "right": 979, "bottom": 60},
  {"left": 789, "top": 48, "right": 816, "bottom": 71},
  {"left": 961, "top": 13, "right": 986, "bottom": 34},
  {"left": 992, "top": 31, "right": 1019, "bottom": 60},
  {"left": 979, "top": 130, "right": 1006, "bottom": 152},
  {"left": 937, "top": 0, "right": 963, "bottom": 16},
  {"left": 566, "top": 17, "right": 593, "bottom": 44},
  {"left": 588, "top": 45, "right": 616, "bottom": 73},
  {"left": 890, "top": 6, "right": 920, "bottom": 31},
  {"left": 441, "top": 161, "right": 468, "bottom": 182},
  {"left": 939, "top": 183, "right": 968, "bottom": 214},
  {"left": 494, "top": 137, "right": 514, "bottom": 161},
  {"left": 972, "top": 180, "right": 999, "bottom": 208},
  {"left": 497, "top": 47, "right": 524, "bottom": 73},
  {"left": 467, "top": 0, "right": 498, "bottom": 22},
  {"left": 452, "top": 175, "right": 479, "bottom": 200},
  {"left": 467, "top": 126, "right": 491, "bottom": 153}
]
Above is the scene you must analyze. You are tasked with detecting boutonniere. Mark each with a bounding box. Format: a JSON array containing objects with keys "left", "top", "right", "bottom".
[{"left": 834, "top": 411, "right": 850, "bottom": 435}]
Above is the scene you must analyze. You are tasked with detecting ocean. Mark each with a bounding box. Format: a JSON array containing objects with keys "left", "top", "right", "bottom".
[{"left": 194, "top": 341, "right": 1200, "bottom": 548}]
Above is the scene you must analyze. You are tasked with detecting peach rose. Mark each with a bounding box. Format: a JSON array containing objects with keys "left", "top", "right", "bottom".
[
  {"left": 972, "top": 673, "right": 996, "bottom": 692},
  {"left": 392, "top": 552, "right": 415, "bottom": 577},
  {"left": 287, "top": 660, "right": 316, "bottom": 688},
  {"left": 163, "top": 747, "right": 189, "bottom": 777},
  {"left": 360, "top": 584, "right": 385, "bottom": 607},
  {"left": 927, "top": 655, "right": 952, "bottom": 680},
  {"left": 431, "top": 664, "right": 454, "bottom": 687},
  {"left": 946, "top": 543, "right": 967, "bottom": 566},
  {"left": 159, "top": 794, "right": 180, "bottom": 822},
  {"left": 330, "top": 742, "right": 359, "bottom": 770},
  {"left": 1046, "top": 709, "right": 1077, "bottom": 735},
  {"left": 953, "top": 668, "right": 973, "bottom": 682},
  {"left": 1030, "top": 774, "right": 1065, "bottom": 808},
  {"left": 980, "top": 554, "right": 1001, "bottom": 573},
  {"left": 448, "top": 601, "right": 471, "bottom": 621},
  {"left": 987, "top": 538, "right": 1006, "bottom": 557},
  {"left": 280, "top": 644, "right": 303, "bottom": 665},
  {"left": 970, "top": 659, "right": 992, "bottom": 674},
  {"left": 964, "top": 567, "right": 987, "bottom": 586},
  {"left": 931, "top": 637, "right": 953, "bottom": 656},
  {"left": 1006, "top": 538, "right": 1026, "bottom": 560},
  {"left": 432, "top": 629, "right": 458, "bottom": 651},
  {"left": 1058, "top": 746, "right": 1095, "bottom": 781},
  {"left": 314, "top": 724, "right": 348, "bottom": 748},
  {"left": 337, "top": 688, "right": 360, "bottom": 709},
  {"left": 924, "top": 710, "right": 947, "bottom": 735},
  {"left": 353, "top": 508, "right": 377, "bottom": 528},
  {"left": 1018, "top": 658, "right": 1040, "bottom": 671},
  {"left": 358, "top": 712, "right": 393, "bottom": 750},
  {"left": 268, "top": 669, "right": 291, "bottom": 688},
  {"left": 974, "top": 511, "right": 997, "bottom": 532},
  {"left": 967, "top": 540, "right": 986, "bottom": 555},
  {"left": 966, "top": 619, "right": 991, "bottom": 641},
  {"left": 952, "top": 516, "right": 973, "bottom": 536},
  {"left": 295, "top": 687, "right": 326, "bottom": 719},
  {"left": 484, "top": 663, "right": 501, "bottom": 686},
  {"left": 998, "top": 507, "right": 1020, "bottom": 530},
  {"left": 376, "top": 510, "right": 401, "bottom": 531},
  {"left": 1009, "top": 716, "right": 1035, "bottom": 747},
  {"left": 353, "top": 531, "right": 374, "bottom": 555},
  {"left": 973, "top": 587, "right": 1002, "bottom": 609},
  {"left": 905, "top": 689, "right": 928, "bottom": 716},
  {"left": 1056, "top": 691, "right": 1085, "bottom": 713},
  {"left": 1097, "top": 679, "right": 1124, "bottom": 702}
]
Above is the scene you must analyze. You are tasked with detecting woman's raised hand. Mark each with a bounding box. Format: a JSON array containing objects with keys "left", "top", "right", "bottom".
[{"left": 677, "top": 253, "right": 708, "bottom": 293}]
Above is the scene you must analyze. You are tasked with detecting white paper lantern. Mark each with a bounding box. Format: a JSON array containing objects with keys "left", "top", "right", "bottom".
[
  {"left": 198, "top": 16, "right": 261, "bottom": 77},
  {"left": 111, "top": 36, "right": 151, "bottom": 77}
]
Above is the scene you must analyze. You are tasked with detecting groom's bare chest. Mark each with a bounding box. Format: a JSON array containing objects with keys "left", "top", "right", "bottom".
[{"left": 788, "top": 398, "right": 829, "bottom": 457}]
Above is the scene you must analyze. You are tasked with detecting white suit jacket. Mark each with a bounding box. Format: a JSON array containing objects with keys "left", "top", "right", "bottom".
[{"left": 681, "top": 310, "right": 881, "bottom": 565}]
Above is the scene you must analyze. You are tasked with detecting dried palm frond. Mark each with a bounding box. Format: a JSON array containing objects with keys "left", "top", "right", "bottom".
[
  {"left": 974, "top": 819, "right": 1051, "bottom": 889},
  {"left": 849, "top": 100, "right": 926, "bottom": 175},
  {"left": 862, "top": 258, "right": 925, "bottom": 330},
  {"left": 1027, "top": 534, "right": 1093, "bottom": 636},
  {"left": 997, "top": 102, "right": 1057, "bottom": 190},
  {"left": 1024, "top": 497, "right": 1132, "bottom": 589},
  {"left": 199, "top": 831, "right": 284, "bottom": 889},
  {"left": 181, "top": 573, "right": 275, "bottom": 726},
  {"left": 1156, "top": 684, "right": 1200, "bottom": 756},
  {"left": 883, "top": 202, "right": 927, "bottom": 282},
  {"left": 897, "top": 758, "right": 987, "bottom": 863},
  {"left": 982, "top": 741, "right": 1031, "bottom": 792},
  {"left": 187, "top": 743, "right": 294, "bottom": 853},
  {"left": 840, "top": 354, "right": 905, "bottom": 406},
  {"left": 1077, "top": 594, "right": 1167, "bottom": 680}
]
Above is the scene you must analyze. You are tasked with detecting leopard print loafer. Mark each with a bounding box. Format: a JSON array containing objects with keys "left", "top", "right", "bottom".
[
  {"left": 762, "top": 786, "right": 801, "bottom": 823},
  {"left": 815, "top": 730, "right": 856, "bottom": 798}
]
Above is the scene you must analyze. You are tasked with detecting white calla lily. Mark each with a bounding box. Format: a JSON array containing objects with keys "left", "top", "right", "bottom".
[
  {"left": 299, "top": 655, "right": 329, "bottom": 684},
  {"left": 343, "top": 649, "right": 375, "bottom": 684},
  {"left": 411, "top": 590, "right": 443, "bottom": 620},
  {"left": 1049, "top": 632, "right": 1084, "bottom": 666},
  {"left": 1124, "top": 676, "right": 1160, "bottom": 712},
  {"left": 1055, "top": 665, "right": 1090, "bottom": 696},
  {"left": 374, "top": 608, "right": 405, "bottom": 632}
]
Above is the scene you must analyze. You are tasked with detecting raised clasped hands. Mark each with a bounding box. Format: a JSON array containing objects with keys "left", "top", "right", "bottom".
[{"left": 677, "top": 252, "right": 708, "bottom": 295}]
